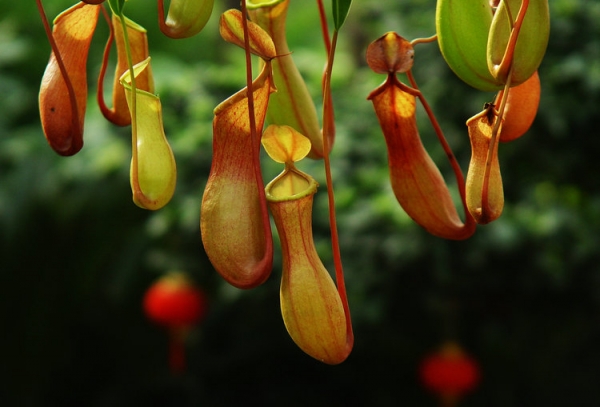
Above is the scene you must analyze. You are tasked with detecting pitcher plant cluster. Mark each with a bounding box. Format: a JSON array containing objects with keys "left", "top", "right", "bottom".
[{"left": 36, "top": 0, "right": 549, "bottom": 364}]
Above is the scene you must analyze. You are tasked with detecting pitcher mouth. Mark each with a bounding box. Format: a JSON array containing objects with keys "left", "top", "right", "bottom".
[{"left": 265, "top": 166, "right": 318, "bottom": 203}]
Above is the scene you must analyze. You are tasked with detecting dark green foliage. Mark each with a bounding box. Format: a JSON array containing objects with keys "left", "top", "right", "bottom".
[
  {"left": 332, "top": 0, "right": 352, "bottom": 30},
  {"left": 2, "top": 0, "right": 600, "bottom": 405}
]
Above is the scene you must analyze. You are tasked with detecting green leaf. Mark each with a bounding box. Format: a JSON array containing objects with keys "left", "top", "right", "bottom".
[{"left": 332, "top": 0, "right": 352, "bottom": 31}]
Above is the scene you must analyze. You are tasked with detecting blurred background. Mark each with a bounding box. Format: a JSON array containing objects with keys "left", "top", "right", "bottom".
[{"left": 1, "top": 0, "right": 600, "bottom": 405}]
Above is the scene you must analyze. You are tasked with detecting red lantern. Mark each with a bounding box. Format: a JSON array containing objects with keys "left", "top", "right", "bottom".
[
  {"left": 143, "top": 271, "right": 208, "bottom": 374},
  {"left": 419, "top": 342, "right": 480, "bottom": 407}
]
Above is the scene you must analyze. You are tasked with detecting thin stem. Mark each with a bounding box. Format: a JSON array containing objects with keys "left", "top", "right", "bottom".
[
  {"left": 316, "top": 0, "right": 331, "bottom": 56},
  {"left": 322, "top": 29, "right": 353, "bottom": 346},
  {"left": 481, "top": 68, "right": 512, "bottom": 214},
  {"left": 158, "top": 0, "right": 167, "bottom": 32},
  {"left": 118, "top": 11, "right": 141, "bottom": 197},
  {"left": 240, "top": 1, "right": 256, "bottom": 144},
  {"left": 97, "top": 5, "right": 115, "bottom": 119},
  {"left": 493, "top": 0, "right": 529, "bottom": 80},
  {"left": 235, "top": 1, "right": 273, "bottom": 276},
  {"left": 157, "top": 0, "right": 175, "bottom": 37},
  {"left": 316, "top": 0, "right": 335, "bottom": 146},
  {"left": 406, "top": 70, "right": 476, "bottom": 231},
  {"left": 36, "top": 0, "right": 81, "bottom": 134},
  {"left": 410, "top": 34, "right": 437, "bottom": 47},
  {"left": 239, "top": 1, "right": 267, "bottom": 204}
]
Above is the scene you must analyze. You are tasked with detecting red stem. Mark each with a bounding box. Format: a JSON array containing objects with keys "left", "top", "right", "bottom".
[
  {"left": 322, "top": 30, "right": 353, "bottom": 349},
  {"left": 482, "top": 0, "right": 530, "bottom": 216},
  {"left": 317, "top": 0, "right": 336, "bottom": 148},
  {"left": 405, "top": 70, "right": 476, "bottom": 234},
  {"left": 36, "top": 0, "right": 81, "bottom": 135},
  {"left": 239, "top": 1, "right": 273, "bottom": 270},
  {"left": 316, "top": 0, "right": 331, "bottom": 56},
  {"left": 240, "top": 1, "right": 261, "bottom": 208},
  {"left": 96, "top": 5, "right": 115, "bottom": 120},
  {"left": 157, "top": 0, "right": 174, "bottom": 37},
  {"left": 158, "top": 0, "right": 166, "bottom": 31},
  {"left": 240, "top": 1, "right": 256, "bottom": 137},
  {"left": 481, "top": 69, "right": 512, "bottom": 216},
  {"left": 495, "top": 0, "right": 529, "bottom": 80}
]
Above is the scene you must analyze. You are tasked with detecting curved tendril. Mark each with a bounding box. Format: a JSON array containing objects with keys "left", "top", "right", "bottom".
[
  {"left": 322, "top": 29, "right": 353, "bottom": 349},
  {"left": 157, "top": 0, "right": 166, "bottom": 28},
  {"left": 240, "top": 1, "right": 257, "bottom": 149},
  {"left": 116, "top": 10, "right": 140, "bottom": 195},
  {"left": 240, "top": 0, "right": 265, "bottom": 208},
  {"left": 36, "top": 0, "right": 81, "bottom": 138},
  {"left": 157, "top": 0, "right": 168, "bottom": 35},
  {"left": 481, "top": 67, "right": 513, "bottom": 215},
  {"left": 97, "top": 5, "right": 115, "bottom": 120},
  {"left": 405, "top": 69, "right": 476, "bottom": 230},
  {"left": 410, "top": 34, "right": 437, "bottom": 47},
  {"left": 317, "top": 0, "right": 336, "bottom": 149},
  {"left": 316, "top": 0, "right": 331, "bottom": 57},
  {"left": 493, "top": 0, "right": 529, "bottom": 81}
]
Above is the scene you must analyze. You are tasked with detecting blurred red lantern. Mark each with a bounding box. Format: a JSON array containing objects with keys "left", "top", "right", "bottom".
[
  {"left": 143, "top": 271, "right": 208, "bottom": 374},
  {"left": 419, "top": 342, "right": 480, "bottom": 407}
]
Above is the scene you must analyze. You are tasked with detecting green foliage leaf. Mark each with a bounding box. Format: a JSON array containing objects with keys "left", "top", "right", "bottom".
[{"left": 332, "top": 0, "right": 352, "bottom": 31}]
